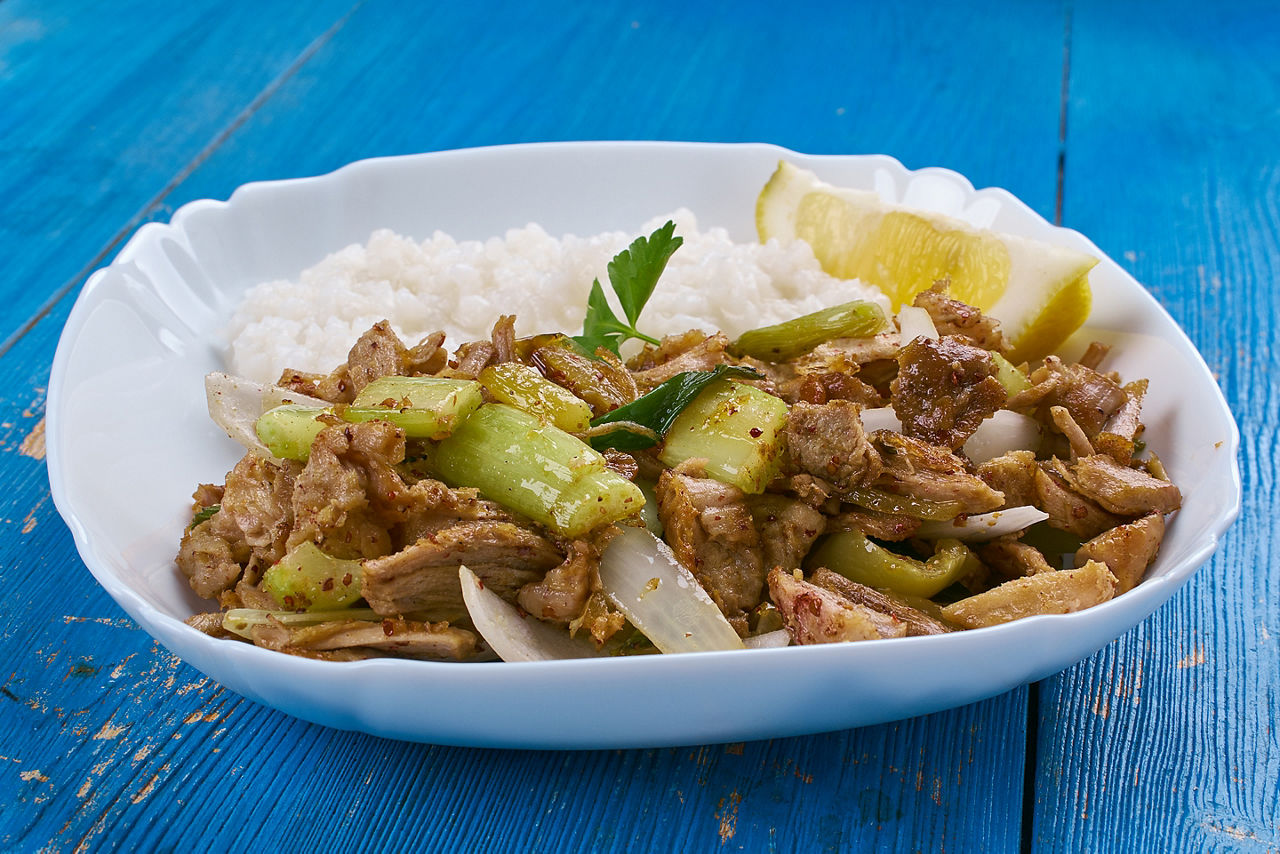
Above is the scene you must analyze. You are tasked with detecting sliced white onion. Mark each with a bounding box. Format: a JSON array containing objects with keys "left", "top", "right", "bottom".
[
  {"left": 915, "top": 505, "right": 1049, "bottom": 542},
  {"left": 458, "top": 567, "right": 601, "bottom": 662},
  {"left": 598, "top": 527, "right": 744, "bottom": 654},
  {"left": 205, "top": 372, "right": 329, "bottom": 457},
  {"left": 743, "top": 629, "right": 791, "bottom": 649},
  {"left": 962, "top": 409, "right": 1042, "bottom": 464},
  {"left": 859, "top": 406, "right": 902, "bottom": 433},
  {"left": 895, "top": 305, "right": 939, "bottom": 341}
]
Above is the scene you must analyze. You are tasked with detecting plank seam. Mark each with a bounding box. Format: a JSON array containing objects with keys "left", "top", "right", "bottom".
[
  {"left": 1055, "top": 0, "right": 1073, "bottom": 228},
  {"left": 0, "top": 0, "right": 366, "bottom": 362}
]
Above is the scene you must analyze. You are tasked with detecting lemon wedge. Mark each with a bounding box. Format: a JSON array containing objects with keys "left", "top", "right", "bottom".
[{"left": 756, "top": 161, "right": 1098, "bottom": 363}]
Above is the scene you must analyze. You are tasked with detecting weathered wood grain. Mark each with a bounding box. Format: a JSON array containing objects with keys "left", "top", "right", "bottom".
[
  {"left": 0, "top": 0, "right": 1093, "bottom": 850},
  {"left": 1031, "top": 1, "right": 1279, "bottom": 851}
]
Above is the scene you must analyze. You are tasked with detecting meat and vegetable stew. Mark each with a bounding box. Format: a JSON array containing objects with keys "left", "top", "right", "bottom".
[{"left": 179, "top": 221, "right": 1180, "bottom": 662}]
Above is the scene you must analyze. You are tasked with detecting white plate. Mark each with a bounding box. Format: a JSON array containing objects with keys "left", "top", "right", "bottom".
[{"left": 47, "top": 142, "right": 1241, "bottom": 748}]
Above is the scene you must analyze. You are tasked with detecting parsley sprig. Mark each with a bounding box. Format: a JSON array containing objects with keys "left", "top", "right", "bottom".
[{"left": 572, "top": 221, "right": 682, "bottom": 356}]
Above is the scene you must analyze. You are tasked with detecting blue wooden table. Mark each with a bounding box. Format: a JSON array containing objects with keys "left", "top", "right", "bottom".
[{"left": 2, "top": 1, "right": 1274, "bottom": 849}]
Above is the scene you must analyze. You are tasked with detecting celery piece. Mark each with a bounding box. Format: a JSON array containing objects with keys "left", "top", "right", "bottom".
[
  {"left": 432, "top": 403, "right": 645, "bottom": 537},
  {"left": 807, "top": 532, "right": 979, "bottom": 598},
  {"left": 730, "top": 300, "right": 888, "bottom": 361},
  {"left": 255, "top": 405, "right": 329, "bottom": 461},
  {"left": 222, "top": 607, "right": 381, "bottom": 639},
  {"left": 990, "top": 352, "right": 1032, "bottom": 398},
  {"left": 844, "top": 487, "right": 964, "bottom": 521},
  {"left": 479, "top": 362, "right": 593, "bottom": 432},
  {"left": 261, "top": 541, "right": 365, "bottom": 611},
  {"left": 342, "top": 376, "right": 482, "bottom": 439},
  {"left": 658, "top": 379, "right": 789, "bottom": 494}
]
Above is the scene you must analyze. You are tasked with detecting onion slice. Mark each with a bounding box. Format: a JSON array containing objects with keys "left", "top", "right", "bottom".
[
  {"left": 598, "top": 527, "right": 744, "bottom": 654},
  {"left": 458, "top": 567, "right": 600, "bottom": 662},
  {"left": 915, "top": 506, "right": 1049, "bottom": 542},
  {"left": 895, "top": 305, "right": 939, "bottom": 341},
  {"left": 859, "top": 406, "right": 902, "bottom": 433},
  {"left": 963, "top": 409, "right": 1042, "bottom": 464},
  {"left": 743, "top": 629, "right": 791, "bottom": 649},
  {"left": 205, "top": 372, "right": 329, "bottom": 457}
]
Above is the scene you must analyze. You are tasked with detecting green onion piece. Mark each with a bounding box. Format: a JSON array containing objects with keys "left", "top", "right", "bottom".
[
  {"left": 256, "top": 405, "right": 329, "bottom": 461},
  {"left": 479, "top": 362, "right": 593, "bottom": 432},
  {"left": 188, "top": 504, "right": 220, "bottom": 529},
  {"left": 342, "top": 376, "right": 483, "bottom": 439},
  {"left": 261, "top": 541, "right": 365, "bottom": 611},
  {"left": 844, "top": 487, "right": 964, "bottom": 521},
  {"left": 432, "top": 403, "right": 644, "bottom": 537},
  {"left": 658, "top": 379, "right": 789, "bottom": 494},
  {"left": 222, "top": 607, "right": 382, "bottom": 639},
  {"left": 990, "top": 352, "right": 1032, "bottom": 398},
  {"left": 807, "top": 532, "right": 979, "bottom": 598},
  {"left": 730, "top": 300, "right": 888, "bottom": 361}
]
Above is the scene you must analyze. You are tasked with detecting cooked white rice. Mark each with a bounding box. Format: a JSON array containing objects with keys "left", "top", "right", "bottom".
[{"left": 225, "top": 209, "right": 890, "bottom": 382}]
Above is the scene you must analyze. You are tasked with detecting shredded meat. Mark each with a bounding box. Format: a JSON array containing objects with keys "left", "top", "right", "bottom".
[
  {"left": 252, "top": 616, "right": 477, "bottom": 661},
  {"left": 1067, "top": 454, "right": 1182, "bottom": 517},
  {"left": 784, "top": 400, "right": 882, "bottom": 491},
  {"left": 979, "top": 539, "right": 1057, "bottom": 578},
  {"left": 975, "top": 451, "right": 1039, "bottom": 509},
  {"left": 517, "top": 539, "right": 599, "bottom": 624},
  {"left": 809, "top": 568, "right": 952, "bottom": 635},
  {"left": 630, "top": 332, "right": 731, "bottom": 391},
  {"left": 1075, "top": 513, "right": 1165, "bottom": 593},
  {"left": 1033, "top": 463, "right": 1122, "bottom": 539},
  {"left": 768, "top": 568, "right": 908, "bottom": 644},
  {"left": 1026, "top": 356, "right": 1127, "bottom": 437},
  {"left": 873, "top": 431, "right": 1005, "bottom": 515},
  {"left": 941, "top": 560, "right": 1117, "bottom": 629},
  {"left": 748, "top": 495, "right": 825, "bottom": 572},
  {"left": 1094, "top": 379, "right": 1148, "bottom": 465},
  {"left": 891, "top": 336, "right": 1006, "bottom": 450},
  {"left": 345, "top": 320, "right": 412, "bottom": 394},
  {"left": 824, "top": 506, "right": 921, "bottom": 541},
  {"left": 911, "top": 281, "right": 1009, "bottom": 353},
  {"left": 220, "top": 454, "right": 298, "bottom": 567}
]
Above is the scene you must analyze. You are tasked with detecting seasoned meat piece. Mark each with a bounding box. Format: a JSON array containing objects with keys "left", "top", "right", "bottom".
[
  {"left": 602, "top": 449, "right": 639, "bottom": 480},
  {"left": 814, "top": 334, "right": 903, "bottom": 366},
  {"left": 786, "top": 473, "right": 836, "bottom": 509},
  {"left": 768, "top": 568, "right": 908, "bottom": 644},
  {"left": 809, "top": 568, "right": 952, "bottom": 635},
  {"left": 748, "top": 495, "right": 825, "bottom": 572},
  {"left": 911, "top": 281, "right": 1009, "bottom": 353},
  {"left": 177, "top": 519, "right": 247, "bottom": 599},
  {"left": 517, "top": 539, "right": 599, "bottom": 624},
  {"left": 532, "top": 344, "right": 638, "bottom": 415},
  {"left": 184, "top": 612, "right": 241, "bottom": 640},
  {"left": 891, "top": 336, "right": 1006, "bottom": 450},
  {"left": 1067, "top": 454, "right": 1182, "bottom": 517},
  {"left": 220, "top": 453, "right": 298, "bottom": 567},
  {"left": 1049, "top": 405, "right": 1095, "bottom": 459},
  {"left": 450, "top": 340, "right": 497, "bottom": 379},
  {"left": 1028, "top": 357, "right": 1127, "bottom": 437},
  {"left": 405, "top": 330, "right": 448, "bottom": 375},
  {"left": 781, "top": 343, "right": 885, "bottom": 407},
  {"left": 784, "top": 400, "right": 882, "bottom": 491},
  {"left": 361, "top": 521, "right": 564, "bottom": 619},
  {"left": 657, "top": 469, "right": 765, "bottom": 619},
  {"left": 252, "top": 616, "right": 477, "bottom": 661},
  {"left": 1033, "top": 464, "right": 1122, "bottom": 539},
  {"left": 191, "top": 482, "right": 224, "bottom": 509},
  {"left": 873, "top": 431, "right": 1005, "bottom": 515},
  {"left": 395, "top": 479, "right": 511, "bottom": 547},
  {"left": 490, "top": 315, "right": 517, "bottom": 365},
  {"left": 979, "top": 539, "right": 1057, "bottom": 578},
  {"left": 942, "top": 560, "right": 1117, "bottom": 629},
  {"left": 277, "top": 366, "right": 355, "bottom": 405},
  {"left": 1094, "top": 379, "right": 1148, "bottom": 465},
  {"left": 287, "top": 420, "right": 411, "bottom": 560},
  {"left": 975, "top": 450, "right": 1039, "bottom": 509},
  {"left": 824, "top": 506, "right": 921, "bottom": 541},
  {"left": 346, "top": 320, "right": 412, "bottom": 394},
  {"left": 1075, "top": 513, "right": 1164, "bottom": 593},
  {"left": 1077, "top": 341, "right": 1111, "bottom": 371},
  {"left": 630, "top": 332, "right": 731, "bottom": 391},
  {"left": 628, "top": 329, "right": 710, "bottom": 370}
]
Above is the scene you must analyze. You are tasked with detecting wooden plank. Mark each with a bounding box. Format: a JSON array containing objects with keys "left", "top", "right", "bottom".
[
  {"left": 0, "top": 0, "right": 357, "bottom": 352},
  {"left": 1031, "top": 1, "right": 1279, "bottom": 850},
  {"left": 1, "top": 0, "right": 1074, "bottom": 849}
]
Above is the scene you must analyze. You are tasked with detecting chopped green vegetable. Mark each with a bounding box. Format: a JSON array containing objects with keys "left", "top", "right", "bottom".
[
  {"left": 807, "top": 532, "right": 979, "bottom": 598},
  {"left": 844, "top": 487, "right": 964, "bottom": 521},
  {"left": 256, "top": 405, "right": 329, "bottom": 461},
  {"left": 479, "top": 362, "right": 593, "bottom": 432},
  {"left": 261, "top": 541, "right": 365, "bottom": 611},
  {"left": 432, "top": 403, "right": 645, "bottom": 537},
  {"left": 571, "top": 221, "right": 682, "bottom": 355},
  {"left": 730, "top": 300, "right": 888, "bottom": 361},
  {"left": 658, "top": 379, "right": 789, "bottom": 494},
  {"left": 588, "top": 364, "right": 763, "bottom": 451},
  {"left": 222, "top": 607, "right": 381, "bottom": 639},
  {"left": 188, "top": 504, "right": 220, "bottom": 529},
  {"left": 990, "top": 352, "right": 1032, "bottom": 398},
  {"left": 343, "top": 376, "right": 483, "bottom": 439}
]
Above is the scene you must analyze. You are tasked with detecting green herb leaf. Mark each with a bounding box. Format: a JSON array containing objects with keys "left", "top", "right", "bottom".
[
  {"left": 572, "top": 221, "right": 682, "bottom": 356},
  {"left": 189, "top": 504, "right": 220, "bottom": 529},
  {"left": 588, "top": 364, "right": 763, "bottom": 451}
]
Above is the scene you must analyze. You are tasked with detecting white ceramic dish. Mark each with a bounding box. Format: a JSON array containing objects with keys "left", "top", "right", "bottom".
[{"left": 47, "top": 142, "right": 1240, "bottom": 748}]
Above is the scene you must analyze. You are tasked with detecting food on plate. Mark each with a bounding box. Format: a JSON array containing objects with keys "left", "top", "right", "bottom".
[{"left": 178, "top": 169, "right": 1180, "bottom": 663}]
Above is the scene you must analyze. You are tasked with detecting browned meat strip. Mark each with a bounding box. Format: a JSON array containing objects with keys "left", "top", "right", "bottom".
[
  {"left": 975, "top": 450, "right": 1039, "bottom": 509},
  {"left": 891, "top": 336, "right": 1006, "bottom": 450},
  {"left": 873, "top": 431, "right": 1005, "bottom": 515},
  {"left": 1029, "top": 357, "right": 1127, "bottom": 437},
  {"left": 1049, "top": 405, "right": 1095, "bottom": 459},
  {"left": 1068, "top": 454, "right": 1182, "bottom": 516},
  {"left": 361, "top": 521, "right": 564, "bottom": 619},
  {"left": 345, "top": 320, "right": 412, "bottom": 394},
  {"left": 768, "top": 568, "right": 908, "bottom": 643},
  {"left": 395, "top": 480, "right": 511, "bottom": 547},
  {"left": 517, "top": 539, "right": 599, "bottom": 624},
  {"left": 405, "top": 330, "right": 448, "bottom": 375},
  {"left": 1032, "top": 464, "right": 1122, "bottom": 539},
  {"left": 824, "top": 506, "right": 921, "bottom": 541},
  {"left": 1094, "top": 379, "right": 1148, "bottom": 465},
  {"left": 490, "top": 315, "right": 517, "bottom": 365},
  {"left": 177, "top": 519, "right": 248, "bottom": 599},
  {"left": 979, "top": 539, "right": 1057, "bottom": 578},
  {"left": 941, "top": 560, "right": 1118, "bottom": 629},
  {"left": 784, "top": 400, "right": 882, "bottom": 491},
  {"left": 450, "top": 340, "right": 497, "bottom": 379},
  {"left": 252, "top": 616, "right": 477, "bottom": 661},
  {"left": 911, "top": 281, "right": 1009, "bottom": 353},
  {"left": 630, "top": 332, "right": 731, "bottom": 391},
  {"left": 657, "top": 469, "right": 765, "bottom": 618},
  {"left": 748, "top": 495, "right": 825, "bottom": 572},
  {"left": 780, "top": 342, "right": 886, "bottom": 407},
  {"left": 1075, "top": 513, "right": 1165, "bottom": 594},
  {"left": 220, "top": 453, "right": 299, "bottom": 567},
  {"left": 810, "top": 569, "right": 952, "bottom": 635},
  {"left": 532, "top": 344, "right": 638, "bottom": 415},
  {"left": 812, "top": 334, "right": 903, "bottom": 365},
  {"left": 277, "top": 366, "right": 356, "bottom": 405}
]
